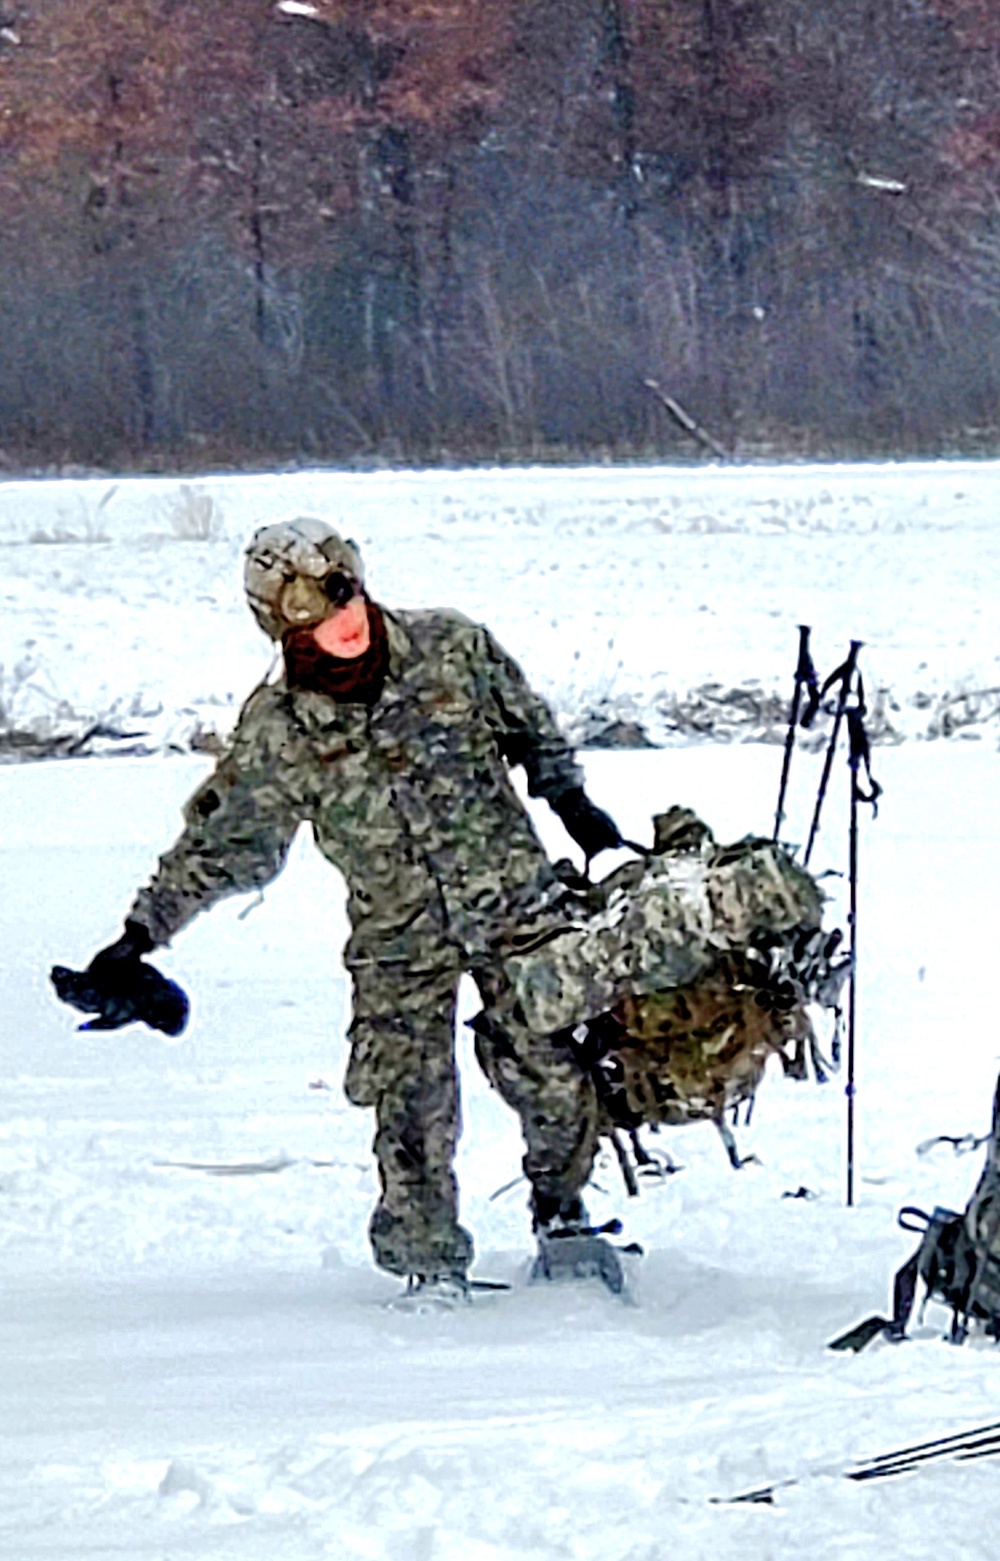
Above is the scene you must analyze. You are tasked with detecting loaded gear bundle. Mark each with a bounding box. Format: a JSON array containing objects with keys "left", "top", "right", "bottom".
[
  {"left": 830, "top": 1073, "right": 1000, "bottom": 1350},
  {"left": 515, "top": 628, "right": 873, "bottom": 1213},
  {"left": 506, "top": 806, "right": 839, "bottom": 1037},
  {"left": 501, "top": 805, "right": 848, "bottom": 1176},
  {"left": 583, "top": 944, "right": 835, "bottom": 1155}
]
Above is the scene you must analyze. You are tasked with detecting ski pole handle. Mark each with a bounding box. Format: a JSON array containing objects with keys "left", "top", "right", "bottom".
[{"left": 773, "top": 624, "right": 813, "bottom": 842}]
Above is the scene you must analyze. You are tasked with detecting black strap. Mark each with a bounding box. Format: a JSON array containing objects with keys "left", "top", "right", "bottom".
[
  {"left": 828, "top": 1314, "right": 895, "bottom": 1353},
  {"left": 827, "top": 1246, "right": 919, "bottom": 1353},
  {"left": 916, "top": 1133, "right": 990, "bottom": 1158},
  {"left": 801, "top": 649, "right": 854, "bottom": 731},
  {"left": 797, "top": 633, "right": 822, "bottom": 729},
  {"left": 846, "top": 676, "right": 882, "bottom": 814},
  {"left": 828, "top": 1214, "right": 931, "bottom": 1352},
  {"left": 898, "top": 1205, "right": 933, "bottom": 1233},
  {"left": 889, "top": 1249, "right": 921, "bottom": 1339}
]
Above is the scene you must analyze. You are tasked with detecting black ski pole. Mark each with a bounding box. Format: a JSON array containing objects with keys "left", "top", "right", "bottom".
[
  {"left": 803, "top": 640, "right": 862, "bottom": 868},
  {"left": 844, "top": 679, "right": 881, "bottom": 1209},
  {"left": 772, "top": 625, "right": 817, "bottom": 843},
  {"left": 713, "top": 1417, "right": 1000, "bottom": 1505},
  {"left": 846, "top": 733, "right": 859, "bottom": 1206}
]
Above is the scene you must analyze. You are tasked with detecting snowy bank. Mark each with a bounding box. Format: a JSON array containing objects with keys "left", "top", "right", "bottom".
[{"left": 3, "top": 461, "right": 999, "bottom": 759}]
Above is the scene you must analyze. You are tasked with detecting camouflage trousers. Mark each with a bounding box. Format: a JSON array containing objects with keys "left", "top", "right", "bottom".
[{"left": 343, "top": 950, "right": 599, "bottom": 1280}]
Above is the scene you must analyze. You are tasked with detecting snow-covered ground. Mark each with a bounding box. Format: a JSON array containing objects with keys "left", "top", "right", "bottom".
[
  {"left": 2, "top": 462, "right": 999, "bottom": 1559},
  {"left": 3, "top": 460, "right": 1000, "bottom": 755}
]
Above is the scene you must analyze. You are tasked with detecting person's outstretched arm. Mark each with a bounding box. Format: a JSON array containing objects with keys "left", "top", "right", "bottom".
[{"left": 127, "top": 683, "right": 307, "bottom": 949}]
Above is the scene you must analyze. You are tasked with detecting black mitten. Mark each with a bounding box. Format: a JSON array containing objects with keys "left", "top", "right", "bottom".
[
  {"left": 51, "top": 920, "right": 189, "bottom": 1036},
  {"left": 552, "top": 787, "right": 622, "bottom": 859}
]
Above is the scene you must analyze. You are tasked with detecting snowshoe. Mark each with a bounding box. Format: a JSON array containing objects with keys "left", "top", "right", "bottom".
[
  {"left": 386, "top": 1274, "right": 511, "bottom": 1314},
  {"left": 531, "top": 1220, "right": 641, "bottom": 1299},
  {"left": 386, "top": 1274, "right": 471, "bottom": 1314}
]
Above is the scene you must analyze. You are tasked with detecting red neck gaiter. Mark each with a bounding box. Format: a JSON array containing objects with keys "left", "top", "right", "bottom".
[{"left": 282, "top": 600, "right": 390, "bottom": 705}]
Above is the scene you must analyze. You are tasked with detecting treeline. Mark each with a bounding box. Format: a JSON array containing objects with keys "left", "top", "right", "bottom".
[{"left": 2, "top": 0, "right": 1000, "bottom": 469}]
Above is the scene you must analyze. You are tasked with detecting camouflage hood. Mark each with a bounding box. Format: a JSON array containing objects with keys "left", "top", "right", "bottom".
[
  {"left": 504, "top": 806, "right": 837, "bottom": 1036},
  {"left": 243, "top": 517, "right": 366, "bottom": 640}
]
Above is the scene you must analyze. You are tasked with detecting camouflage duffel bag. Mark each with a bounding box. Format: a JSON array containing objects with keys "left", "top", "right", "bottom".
[
  {"left": 504, "top": 806, "right": 847, "bottom": 1138},
  {"left": 505, "top": 799, "right": 842, "bottom": 1042},
  {"left": 582, "top": 952, "right": 828, "bottom": 1143}
]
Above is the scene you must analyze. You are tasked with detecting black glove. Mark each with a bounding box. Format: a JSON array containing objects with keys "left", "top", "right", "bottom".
[
  {"left": 551, "top": 787, "right": 622, "bottom": 860},
  {"left": 89, "top": 919, "right": 156, "bottom": 968},
  {"left": 51, "top": 920, "right": 190, "bottom": 1037}
]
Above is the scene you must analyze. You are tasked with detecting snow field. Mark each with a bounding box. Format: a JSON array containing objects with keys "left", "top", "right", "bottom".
[
  {"left": 3, "top": 735, "right": 1000, "bottom": 1559},
  {"left": 4, "top": 460, "right": 1000, "bottom": 756}
]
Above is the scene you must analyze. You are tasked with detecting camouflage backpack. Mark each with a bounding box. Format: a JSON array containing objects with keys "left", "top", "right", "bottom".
[
  {"left": 503, "top": 807, "right": 847, "bottom": 1163},
  {"left": 831, "top": 1074, "right": 1000, "bottom": 1350}
]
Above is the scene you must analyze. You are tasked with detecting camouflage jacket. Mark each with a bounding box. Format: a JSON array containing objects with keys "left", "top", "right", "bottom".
[{"left": 130, "top": 608, "right": 582, "bottom": 970}]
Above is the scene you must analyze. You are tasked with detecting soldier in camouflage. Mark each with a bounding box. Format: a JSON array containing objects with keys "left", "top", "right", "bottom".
[{"left": 81, "top": 518, "right": 623, "bottom": 1298}]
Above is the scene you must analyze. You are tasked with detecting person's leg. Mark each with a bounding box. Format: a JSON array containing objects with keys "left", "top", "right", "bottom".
[
  {"left": 471, "top": 986, "right": 634, "bottom": 1292},
  {"left": 345, "top": 959, "right": 473, "bottom": 1280},
  {"left": 470, "top": 995, "right": 599, "bottom": 1228}
]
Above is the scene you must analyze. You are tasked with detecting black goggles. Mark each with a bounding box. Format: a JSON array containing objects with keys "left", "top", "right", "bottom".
[{"left": 323, "top": 571, "right": 362, "bottom": 609}]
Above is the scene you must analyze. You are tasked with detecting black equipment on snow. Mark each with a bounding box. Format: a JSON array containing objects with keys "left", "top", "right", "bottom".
[
  {"left": 715, "top": 1417, "right": 1000, "bottom": 1505},
  {"left": 51, "top": 920, "right": 189, "bottom": 1036},
  {"left": 829, "top": 1073, "right": 1000, "bottom": 1351}
]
